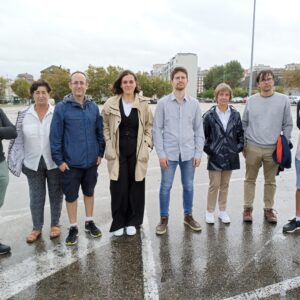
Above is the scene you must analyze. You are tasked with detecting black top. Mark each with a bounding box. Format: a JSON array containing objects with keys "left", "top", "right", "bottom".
[
  {"left": 0, "top": 108, "right": 17, "bottom": 162},
  {"left": 203, "top": 105, "right": 244, "bottom": 171},
  {"left": 119, "top": 101, "right": 139, "bottom": 139}
]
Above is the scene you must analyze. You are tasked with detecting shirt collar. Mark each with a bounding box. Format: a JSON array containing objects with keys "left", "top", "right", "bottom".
[
  {"left": 216, "top": 106, "right": 230, "bottom": 114},
  {"left": 28, "top": 103, "right": 54, "bottom": 117},
  {"left": 170, "top": 93, "right": 188, "bottom": 102}
]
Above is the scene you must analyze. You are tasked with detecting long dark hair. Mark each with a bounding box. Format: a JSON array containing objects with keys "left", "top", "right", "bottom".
[{"left": 112, "top": 70, "right": 140, "bottom": 95}]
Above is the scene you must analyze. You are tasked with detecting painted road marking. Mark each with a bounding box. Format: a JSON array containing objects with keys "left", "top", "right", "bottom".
[
  {"left": 0, "top": 208, "right": 158, "bottom": 300},
  {"left": 0, "top": 233, "right": 111, "bottom": 300},
  {"left": 141, "top": 209, "right": 159, "bottom": 300},
  {"left": 223, "top": 275, "right": 300, "bottom": 299}
]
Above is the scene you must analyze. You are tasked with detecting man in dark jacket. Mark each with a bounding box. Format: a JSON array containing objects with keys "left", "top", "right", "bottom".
[
  {"left": 50, "top": 71, "right": 105, "bottom": 246},
  {"left": 0, "top": 108, "right": 17, "bottom": 254}
]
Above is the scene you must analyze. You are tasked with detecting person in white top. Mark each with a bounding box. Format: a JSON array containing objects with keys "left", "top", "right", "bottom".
[
  {"left": 8, "top": 80, "right": 63, "bottom": 243},
  {"left": 203, "top": 83, "right": 244, "bottom": 224}
]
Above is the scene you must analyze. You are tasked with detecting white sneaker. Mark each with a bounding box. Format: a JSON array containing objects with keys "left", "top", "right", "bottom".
[
  {"left": 219, "top": 211, "right": 231, "bottom": 224},
  {"left": 205, "top": 211, "right": 215, "bottom": 224},
  {"left": 126, "top": 226, "right": 137, "bottom": 236},
  {"left": 113, "top": 228, "right": 124, "bottom": 236}
]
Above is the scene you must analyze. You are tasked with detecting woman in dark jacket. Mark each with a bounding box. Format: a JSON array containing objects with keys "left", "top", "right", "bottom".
[
  {"left": 203, "top": 83, "right": 244, "bottom": 224},
  {"left": 0, "top": 108, "right": 17, "bottom": 254}
]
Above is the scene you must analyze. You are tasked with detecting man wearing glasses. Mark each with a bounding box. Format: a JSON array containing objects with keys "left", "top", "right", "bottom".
[
  {"left": 50, "top": 71, "right": 105, "bottom": 246},
  {"left": 242, "top": 70, "right": 293, "bottom": 223}
]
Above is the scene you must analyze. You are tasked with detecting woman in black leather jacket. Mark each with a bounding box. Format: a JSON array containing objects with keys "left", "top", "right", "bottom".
[{"left": 203, "top": 83, "right": 244, "bottom": 225}]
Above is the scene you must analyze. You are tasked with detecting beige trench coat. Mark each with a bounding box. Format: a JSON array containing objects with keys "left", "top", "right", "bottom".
[{"left": 101, "top": 94, "right": 153, "bottom": 181}]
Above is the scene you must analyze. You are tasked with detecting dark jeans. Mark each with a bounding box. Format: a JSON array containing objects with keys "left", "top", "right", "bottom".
[{"left": 22, "top": 157, "right": 63, "bottom": 230}]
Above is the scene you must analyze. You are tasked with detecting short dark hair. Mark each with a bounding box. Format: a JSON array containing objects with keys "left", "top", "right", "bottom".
[
  {"left": 112, "top": 70, "right": 140, "bottom": 95},
  {"left": 30, "top": 79, "right": 52, "bottom": 96},
  {"left": 70, "top": 71, "right": 88, "bottom": 83},
  {"left": 171, "top": 67, "right": 188, "bottom": 80},
  {"left": 256, "top": 70, "right": 274, "bottom": 84}
]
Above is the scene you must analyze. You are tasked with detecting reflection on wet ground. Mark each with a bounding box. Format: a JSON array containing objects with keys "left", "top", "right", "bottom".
[{"left": 1, "top": 104, "right": 300, "bottom": 299}]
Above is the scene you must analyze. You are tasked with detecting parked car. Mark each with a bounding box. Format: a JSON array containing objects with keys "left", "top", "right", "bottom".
[
  {"left": 149, "top": 98, "right": 157, "bottom": 104},
  {"left": 243, "top": 96, "right": 249, "bottom": 103},
  {"left": 231, "top": 97, "right": 243, "bottom": 103},
  {"left": 288, "top": 96, "right": 300, "bottom": 105}
]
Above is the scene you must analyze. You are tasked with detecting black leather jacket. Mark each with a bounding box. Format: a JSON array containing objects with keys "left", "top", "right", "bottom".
[{"left": 203, "top": 105, "right": 244, "bottom": 171}]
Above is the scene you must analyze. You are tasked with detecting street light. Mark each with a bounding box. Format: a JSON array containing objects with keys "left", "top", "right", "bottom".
[{"left": 248, "top": 0, "right": 256, "bottom": 97}]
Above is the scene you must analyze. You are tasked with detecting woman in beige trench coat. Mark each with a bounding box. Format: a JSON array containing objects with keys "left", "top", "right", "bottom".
[{"left": 102, "top": 70, "right": 153, "bottom": 236}]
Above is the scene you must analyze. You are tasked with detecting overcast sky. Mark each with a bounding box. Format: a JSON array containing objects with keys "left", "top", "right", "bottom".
[{"left": 1, "top": 0, "right": 299, "bottom": 79}]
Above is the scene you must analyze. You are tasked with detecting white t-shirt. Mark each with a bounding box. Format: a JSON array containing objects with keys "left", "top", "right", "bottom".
[
  {"left": 122, "top": 100, "right": 133, "bottom": 117},
  {"left": 22, "top": 105, "right": 57, "bottom": 171}
]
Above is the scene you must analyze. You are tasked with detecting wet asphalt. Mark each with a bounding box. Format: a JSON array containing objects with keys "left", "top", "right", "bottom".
[{"left": 0, "top": 103, "right": 300, "bottom": 300}]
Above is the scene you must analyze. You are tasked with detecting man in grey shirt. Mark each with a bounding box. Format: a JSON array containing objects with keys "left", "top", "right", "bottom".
[
  {"left": 242, "top": 70, "right": 293, "bottom": 223},
  {"left": 153, "top": 66, "right": 205, "bottom": 235}
]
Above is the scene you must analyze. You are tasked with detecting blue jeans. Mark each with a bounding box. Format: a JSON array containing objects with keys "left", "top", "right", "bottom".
[{"left": 159, "top": 159, "right": 195, "bottom": 217}]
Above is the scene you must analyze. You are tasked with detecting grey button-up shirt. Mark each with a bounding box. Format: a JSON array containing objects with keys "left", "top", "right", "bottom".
[{"left": 153, "top": 93, "right": 204, "bottom": 161}]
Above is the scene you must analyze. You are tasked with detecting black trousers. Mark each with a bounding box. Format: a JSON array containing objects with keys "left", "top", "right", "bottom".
[{"left": 110, "top": 137, "right": 145, "bottom": 232}]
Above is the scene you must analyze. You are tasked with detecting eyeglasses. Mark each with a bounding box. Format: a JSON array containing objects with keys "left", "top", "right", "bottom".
[
  {"left": 122, "top": 80, "right": 135, "bottom": 84},
  {"left": 71, "top": 81, "right": 86, "bottom": 86},
  {"left": 260, "top": 77, "right": 273, "bottom": 83}
]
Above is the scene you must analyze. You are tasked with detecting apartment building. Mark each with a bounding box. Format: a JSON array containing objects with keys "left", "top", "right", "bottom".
[{"left": 152, "top": 53, "right": 198, "bottom": 98}]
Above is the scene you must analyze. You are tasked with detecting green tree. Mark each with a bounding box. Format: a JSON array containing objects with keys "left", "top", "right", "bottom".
[
  {"left": 86, "top": 65, "right": 107, "bottom": 101},
  {"left": 224, "top": 60, "right": 244, "bottom": 88},
  {"left": 152, "top": 76, "right": 171, "bottom": 98},
  {"left": 275, "top": 86, "right": 285, "bottom": 93},
  {"left": 232, "top": 87, "right": 248, "bottom": 97},
  {"left": 11, "top": 78, "right": 31, "bottom": 100},
  {"left": 41, "top": 67, "right": 70, "bottom": 101},
  {"left": 203, "top": 65, "right": 225, "bottom": 90},
  {"left": 86, "top": 65, "right": 123, "bottom": 102},
  {"left": 199, "top": 89, "right": 214, "bottom": 99},
  {"left": 86, "top": 65, "right": 171, "bottom": 101},
  {"left": 204, "top": 60, "right": 244, "bottom": 90},
  {"left": 0, "top": 77, "right": 8, "bottom": 99},
  {"left": 105, "top": 65, "right": 123, "bottom": 96},
  {"left": 283, "top": 70, "right": 300, "bottom": 89},
  {"left": 137, "top": 73, "right": 171, "bottom": 98}
]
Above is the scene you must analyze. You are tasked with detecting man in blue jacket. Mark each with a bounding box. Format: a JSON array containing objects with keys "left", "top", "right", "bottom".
[{"left": 50, "top": 71, "right": 105, "bottom": 246}]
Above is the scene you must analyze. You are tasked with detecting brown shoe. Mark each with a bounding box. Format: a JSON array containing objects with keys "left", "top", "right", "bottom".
[
  {"left": 156, "top": 217, "right": 168, "bottom": 235},
  {"left": 26, "top": 230, "right": 41, "bottom": 243},
  {"left": 184, "top": 214, "right": 201, "bottom": 231},
  {"left": 243, "top": 208, "right": 253, "bottom": 222},
  {"left": 50, "top": 226, "right": 61, "bottom": 239},
  {"left": 264, "top": 208, "right": 277, "bottom": 224}
]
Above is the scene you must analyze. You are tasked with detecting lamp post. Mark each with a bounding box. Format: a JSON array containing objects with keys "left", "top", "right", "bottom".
[{"left": 248, "top": 0, "right": 256, "bottom": 97}]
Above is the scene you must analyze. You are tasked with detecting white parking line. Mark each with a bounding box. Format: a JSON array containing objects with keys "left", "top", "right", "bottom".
[
  {"left": 0, "top": 212, "right": 30, "bottom": 224},
  {"left": 141, "top": 209, "right": 159, "bottom": 300},
  {"left": 223, "top": 275, "right": 300, "bottom": 299},
  {"left": 0, "top": 234, "right": 110, "bottom": 300}
]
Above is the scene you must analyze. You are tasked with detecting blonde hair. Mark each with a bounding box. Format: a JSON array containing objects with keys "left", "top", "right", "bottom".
[{"left": 214, "top": 83, "right": 233, "bottom": 101}]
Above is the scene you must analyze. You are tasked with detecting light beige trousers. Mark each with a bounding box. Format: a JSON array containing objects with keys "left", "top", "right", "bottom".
[
  {"left": 207, "top": 170, "right": 232, "bottom": 212},
  {"left": 244, "top": 144, "right": 278, "bottom": 209}
]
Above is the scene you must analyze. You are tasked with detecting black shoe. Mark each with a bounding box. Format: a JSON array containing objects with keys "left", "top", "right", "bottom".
[
  {"left": 283, "top": 218, "right": 300, "bottom": 233},
  {"left": 65, "top": 226, "right": 78, "bottom": 246},
  {"left": 0, "top": 243, "right": 11, "bottom": 255},
  {"left": 85, "top": 221, "right": 102, "bottom": 238}
]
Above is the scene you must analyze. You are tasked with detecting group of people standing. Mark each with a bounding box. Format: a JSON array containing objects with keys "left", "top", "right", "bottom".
[{"left": 0, "top": 67, "right": 299, "bottom": 255}]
